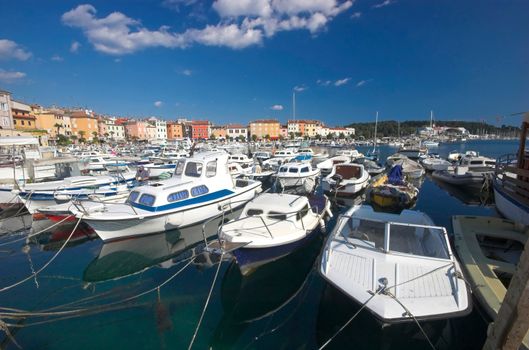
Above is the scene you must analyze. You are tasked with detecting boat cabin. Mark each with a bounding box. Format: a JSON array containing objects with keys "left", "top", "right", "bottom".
[{"left": 278, "top": 163, "right": 312, "bottom": 175}]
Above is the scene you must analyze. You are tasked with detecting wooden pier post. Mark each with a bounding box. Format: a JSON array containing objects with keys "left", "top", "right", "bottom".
[{"left": 483, "top": 235, "right": 529, "bottom": 350}]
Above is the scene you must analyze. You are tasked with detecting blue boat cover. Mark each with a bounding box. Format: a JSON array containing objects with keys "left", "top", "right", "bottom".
[
  {"left": 295, "top": 154, "right": 312, "bottom": 162},
  {"left": 388, "top": 164, "right": 404, "bottom": 185}
]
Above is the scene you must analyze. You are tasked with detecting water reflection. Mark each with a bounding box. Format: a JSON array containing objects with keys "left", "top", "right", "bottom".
[
  {"left": 428, "top": 174, "right": 493, "bottom": 206},
  {"left": 209, "top": 234, "right": 323, "bottom": 349},
  {"left": 84, "top": 208, "right": 242, "bottom": 282}
]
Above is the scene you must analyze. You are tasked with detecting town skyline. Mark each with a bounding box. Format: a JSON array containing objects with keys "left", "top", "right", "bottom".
[{"left": 1, "top": 1, "right": 528, "bottom": 126}]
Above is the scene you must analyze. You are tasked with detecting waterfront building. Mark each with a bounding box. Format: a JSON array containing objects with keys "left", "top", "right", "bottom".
[
  {"left": 317, "top": 126, "right": 355, "bottom": 138},
  {"left": 125, "top": 120, "right": 148, "bottom": 140},
  {"left": 0, "top": 90, "right": 14, "bottom": 130},
  {"left": 34, "top": 106, "right": 71, "bottom": 137},
  {"left": 226, "top": 124, "right": 248, "bottom": 140},
  {"left": 191, "top": 120, "right": 211, "bottom": 140},
  {"left": 67, "top": 109, "right": 98, "bottom": 140},
  {"left": 11, "top": 100, "right": 36, "bottom": 130},
  {"left": 148, "top": 117, "right": 167, "bottom": 140},
  {"left": 287, "top": 119, "right": 322, "bottom": 138},
  {"left": 280, "top": 125, "right": 288, "bottom": 139},
  {"left": 211, "top": 125, "right": 227, "bottom": 139},
  {"left": 146, "top": 123, "right": 157, "bottom": 140},
  {"left": 167, "top": 121, "right": 183, "bottom": 139},
  {"left": 249, "top": 119, "right": 280, "bottom": 140},
  {"left": 99, "top": 117, "right": 125, "bottom": 140}
]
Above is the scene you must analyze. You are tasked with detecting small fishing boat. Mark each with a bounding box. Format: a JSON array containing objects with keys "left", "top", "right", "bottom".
[
  {"left": 366, "top": 165, "right": 419, "bottom": 211},
  {"left": 273, "top": 149, "right": 296, "bottom": 159},
  {"left": 397, "top": 145, "right": 428, "bottom": 160},
  {"left": 143, "top": 162, "right": 177, "bottom": 178},
  {"left": 322, "top": 164, "right": 370, "bottom": 196},
  {"left": 276, "top": 162, "right": 320, "bottom": 188},
  {"left": 452, "top": 215, "right": 529, "bottom": 347},
  {"left": 78, "top": 152, "right": 262, "bottom": 241},
  {"left": 422, "top": 140, "right": 439, "bottom": 148},
  {"left": 459, "top": 154, "right": 496, "bottom": 169},
  {"left": 387, "top": 154, "right": 425, "bottom": 178},
  {"left": 431, "top": 165, "right": 493, "bottom": 188},
  {"left": 448, "top": 150, "right": 477, "bottom": 162},
  {"left": 421, "top": 156, "right": 451, "bottom": 171},
  {"left": 317, "top": 155, "right": 351, "bottom": 175},
  {"left": 335, "top": 149, "right": 363, "bottom": 160},
  {"left": 320, "top": 205, "right": 471, "bottom": 323},
  {"left": 228, "top": 154, "right": 254, "bottom": 169},
  {"left": 217, "top": 193, "right": 331, "bottom": 275},
  {"left": 354, "top": 158, "right": 385, "bottom": 175},
  {"left": 253, "top": 151, "right": 272, "bottom": 162},
  {"left": 493, "top": 117, "right": 529, "bottom": 225}
]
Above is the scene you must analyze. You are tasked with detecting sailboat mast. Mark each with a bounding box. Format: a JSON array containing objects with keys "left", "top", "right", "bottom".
[
  {"left": 430, "top": 110, "right": 433, "bottom": 129},
  {"left": 373, "top": 111, "right": 378, "bottom": 152}
]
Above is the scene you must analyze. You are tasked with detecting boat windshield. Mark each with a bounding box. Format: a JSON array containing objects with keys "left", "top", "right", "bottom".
[
  {"left": 174, "top": 160, "right": 185, "bottom": 176},
  {"left": 388, "top": 223, "right": 449, "bottom": 259},
  {"left": 347, "top": 218, "right": 450, "bottom": 259}
]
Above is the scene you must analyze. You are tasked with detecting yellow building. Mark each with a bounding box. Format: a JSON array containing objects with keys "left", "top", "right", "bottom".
[
  {"left": 34, "top": 106, "right": 72, "bottom": 137},
  {"left": 249, "top": 119, "right": 280, "bottom": 140},
  {"left": 11, "top": 100, "right": 37, "bottom": 131},
  {"left": 68, "top": 109, "right": 98, "bottom": 140}
]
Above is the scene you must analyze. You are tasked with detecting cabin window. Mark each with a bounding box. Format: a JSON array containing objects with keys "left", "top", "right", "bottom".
[
  {"left": 300, "top": 167, "right": 309, "bottom": 173},
  {"left": 167, "top": 190, "right": 189, "bottom": 202},
  {"left": 127, "top": 191, "right": 140, "bottom": 203},
  {"left": 191, "top": 185, "right": 209, "bottom": 196},
  {"left": 268, "top": 211, "right": 287, "bottom": 221},
  {"left": 175, "top": 160, "right": 185, "bottom": 175},
  {"left": 470, "top": 161, "right": 482, "bottom": 165},
  {"left": 246, "top": 209, "right": 263, "bottom": 216},
  {"left": 185, "top": 162, "right": 203, "bottom": 177},
  {"left": 91, "top": 158, "right": 100, "bottom": 162},
  {"left": 289, "top": 167, "right": 299, "bottom": 173},
  {"left": 279, "top": 167, "right": 287, "bottom": 173},
  {"left": 485, "top": 161, "right": 495, "bottom": 166},
  {"left": 138, "top": 194, "right": 156, "bottom": 206},
  {"left": 206, "top": 160, "right": 217, "bottom": 177}
]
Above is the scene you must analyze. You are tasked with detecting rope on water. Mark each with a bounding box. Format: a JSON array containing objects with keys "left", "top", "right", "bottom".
[
  {"left": 0, "top": 216, "right": 82, "bottom": 293},
  {"left": 187, "top": 252, "right": 224, "bottom": 350},
  {"left": 0, "top": 318, "right": 21, "bottom": 349},
  {"left": 318, "top": 262, "right": 456, "bottom": 349}
]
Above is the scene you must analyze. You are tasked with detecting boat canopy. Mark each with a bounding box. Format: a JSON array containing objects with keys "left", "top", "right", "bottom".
[{"left": 0, "top": 136, "right": 39, "bottom": 146}]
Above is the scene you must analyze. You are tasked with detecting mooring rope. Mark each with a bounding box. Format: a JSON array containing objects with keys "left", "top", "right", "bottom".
[
  {"left": 187, "top": 252, "right": 224, "bottom": 350},
  {"left": 0, "top": 216, "right": 82, "bottom": 293},
  {"left": 318, "top": 262, "right": 456, "bottom": 349}
]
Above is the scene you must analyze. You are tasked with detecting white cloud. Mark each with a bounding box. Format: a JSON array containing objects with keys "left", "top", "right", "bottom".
[
  {"left": 181, "top": 69, "right": 192, "bottom": 76},
  {"left": 356, "top": 79, "right": 372, "bottom": 87},
  {"left": 334, "top": 77, "right": 350, "bottom": 86},
  {"left": 51, "top": 54, "right": 64, "bottom": 62},
  {"left": 62, "top": 2, "right": 354, "bottom": 54},
  {"left": 114, "top": 58, "right": 121, "bottom": 63},
  {"left": 373, "top": 0, "right": 395, "bottom": 9},
  {"left": 70, "top": 41, "right": 81, "bottom": 53},
  {"left": 270, "top": 104, "right": 284, "bottom": 110},
  {"left": 154, "top": 101, "right": 163, "bottom": 107},
  {"left": 0, "top": 39, "right": 32, "bottom": 61},
  {"left": 162, "top": 0, "right": 198, "bottom": 11},
  {"left": 351, "top": 11, "right": 361, "bottom": 18},
  {"left": 294, "top": 85, "right": 307, "bottom": 92},
  {"left": 214, "top": 0, "right": 272, "bottom": 17},
  {"left": 317, "top": 79, "right": 331, "bottom": 86},
  {"left": 0, "top": 69, "right": 26, "bottom": 83}
]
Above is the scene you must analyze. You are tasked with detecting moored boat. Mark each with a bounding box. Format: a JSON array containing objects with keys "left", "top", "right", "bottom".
[
  {"left": 322, "top": 163, "right": 370, "bottom": 196},
  {"left": 366, "top": 165, "right": 419, "bottom": 211},
  {"left": 320, "top": 204, "right": 471, "bottom": 323}
]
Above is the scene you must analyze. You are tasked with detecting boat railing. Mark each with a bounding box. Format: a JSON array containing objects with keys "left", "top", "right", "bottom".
[{"left": 495, "top": 153, "right": 518, "bottom": 175}]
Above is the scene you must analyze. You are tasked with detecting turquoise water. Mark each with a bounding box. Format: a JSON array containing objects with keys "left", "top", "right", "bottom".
[{"left": 0, "top": 140, "right": 519, "bottom": 349}]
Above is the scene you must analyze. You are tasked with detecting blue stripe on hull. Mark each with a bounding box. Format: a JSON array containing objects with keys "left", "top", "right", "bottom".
[{"left": 233, "top": 227, "right": 321, "bottom": 273}]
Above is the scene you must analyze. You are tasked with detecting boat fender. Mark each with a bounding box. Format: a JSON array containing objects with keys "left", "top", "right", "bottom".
[
  {"left": 319, "top": 219, "right": 326, "bottom": 233},
  {"left": 325, "top": 206, "right": 333, "bottom": 218}
]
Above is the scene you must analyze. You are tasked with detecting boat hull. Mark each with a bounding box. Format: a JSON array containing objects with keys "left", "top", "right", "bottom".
[
  {"left": 84, "top": 185, "right": 260, "bottom": 241},
  {"left": 493, "top": 179, "right": 529, "bottom": 226}
]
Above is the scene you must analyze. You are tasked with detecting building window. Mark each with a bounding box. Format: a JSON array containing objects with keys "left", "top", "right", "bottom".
[{"left": 21, "top": 120, "right": 25, "bottom": 125}]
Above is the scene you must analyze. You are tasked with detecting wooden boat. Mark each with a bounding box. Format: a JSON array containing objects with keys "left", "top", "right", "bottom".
[
  {"left": 493, "top": 115, "right": 529, "bottom": 225},
  {"left": 452, "top": 215, "right": 529, "bottom": 348},
  {"left": 320, "top": 205, "right": 471, "bottom": 323}
]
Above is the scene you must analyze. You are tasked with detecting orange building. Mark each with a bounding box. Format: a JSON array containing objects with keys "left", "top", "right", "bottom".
[
  {"left": 34, "top": 106, "right": 72, "bottom": 137},
  {"left": 125, "top": 120, "right": 148, "bottom": 140},
  {"left": 167, "top": 121, "right": 183, "bottom": 139},
  {"left": 249, "top": 119, "right": 280, "bottom": 140},
  {"left": 68, "top": 109, "right": 98, "bottom": 140},
  {"left": 191, "top": 120, "right": 211, "bottom": 140},
  {"left": 211, "top": 126, "right": 227, "bottom": 139}
]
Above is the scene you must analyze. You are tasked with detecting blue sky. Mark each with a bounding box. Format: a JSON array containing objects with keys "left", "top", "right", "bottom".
[{"left": 0, "top": 0, "right": 528, "bottom": 126}]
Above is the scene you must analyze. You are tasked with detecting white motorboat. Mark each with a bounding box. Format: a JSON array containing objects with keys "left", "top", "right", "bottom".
[
  {"left": 228, "top": 154, "right": 254, "bottom": 169},
  {"left": 143, "top": 162, "right": 177, "bottom": 178},
  {"left": 317, "top": 156, "right": 351, "bottom": 175},
  {"left": 273, "top": 149, "right": 296, "bottom": 159},
  {"left": 397, "top": 146, "right": 428, "bottom": 160},
  {"left": 459, "top": 154, "right": 496, "bottom": 169},
  {"left": 228, "top": 162, "right": 251, "bottom": 178},
  {"left": 447, "top": 150, "right": 477, "bottom": 162},
  {"left": 298, "top": 148, "right": 328, "bottom": 162},
  {"left": 322, "top": 164, "right": 370, "bottom": 196},
  {"left": 432, "top": 165, "right": 493, "bottom": 187},
  {"left": 422, "top": 140, "right": 439, "bottom": 148},
  {"left": 276, "top": 162, "right": 320, "bottom": 189},
  {"left": 78, "top": 152, "right": 262, "bottom": 241},
  {"left": 320, "top": 205, "right": 471, "bottom": 323},
  {"left": 217, "top": 193, "right": 331, "bottom": 274},
  {"left": 253, "top": 151, "right": 272, "bottom": 162},
  {"left": 354, "top": 158, "right": 385, "bottom": 175},
  {"left": 336, "top": 149, "right": 363, "bottom": 160}
]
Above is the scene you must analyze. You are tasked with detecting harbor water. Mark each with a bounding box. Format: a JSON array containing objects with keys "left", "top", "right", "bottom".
[{"left": 0, "top": 139, "right": 519, "bottom": 350}]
